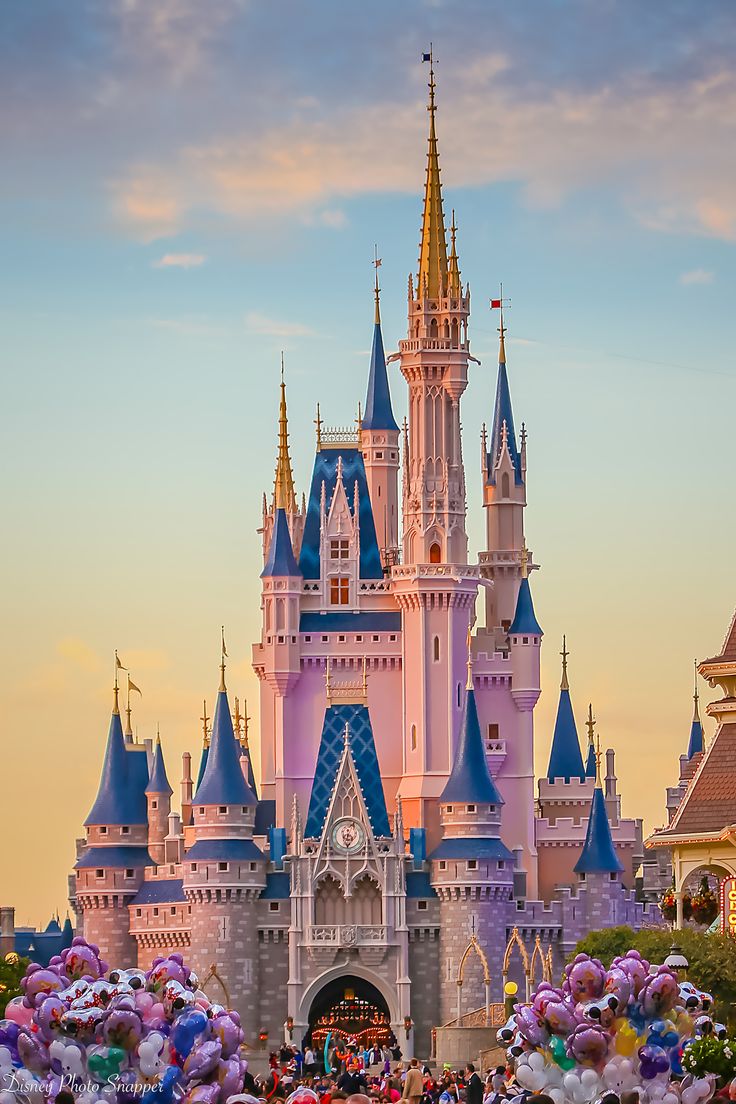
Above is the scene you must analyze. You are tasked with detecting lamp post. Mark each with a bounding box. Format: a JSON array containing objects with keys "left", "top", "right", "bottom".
[
  {"left": 663, "top": 944, "right": 689, "bottom": 980},
  {"left": 504, "top": 981, "right": 518, "bottom": 1020}
]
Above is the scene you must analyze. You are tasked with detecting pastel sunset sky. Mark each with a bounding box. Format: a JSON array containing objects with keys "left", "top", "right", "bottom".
[{"left": 2, "top": 0, "right": 735, "bottom": 924}]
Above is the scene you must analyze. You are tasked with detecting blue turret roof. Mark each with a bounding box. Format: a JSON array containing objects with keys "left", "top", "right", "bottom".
[
  {"left": 440, "top": 687, "right": 504, "bottom": 805},
  {"left": 193, "top": 687, "right": 257, "bottom": 806},
  {"left": 687, "top": 717, "right": 704, "bottom": 759},
  {"left": 487, "top": 358, "right": 523, "bottom": 485},
  {"left": 299, "top": 448, "right": 383, "bottom": 580},
  {"left": 585, "top": 741, "right": 597, "bottom": 778},
  {"left": 240, "top": 747, "right": 258, "bottom": 797},
  {"left": 305, "top": 703, "right": 390, "bottom": 838},
  {"left": 547, "top": 689, "right": 585, "bottom": 782},
  {"left": 574, "top": 785, "right": 623, "bottom": 874},
  {"left": 363, "top": 320, "right": 399, "bottom": 432},
  {"left": 196, "top": 745, "right": 209, "bottom": 790},
  {"left": 261, "top": 507, "right": 301, "bottom": 578},
  {"left": 61, "top": 916, "right": 74, "bottom": 942},
  {"left": 145, "top": 738, "right": 173, "bottom": 796},
  {"left": 509, "top": 576, "right": 543, "bottom": 635},
  {"left": 84, "top": 708, "right": 149, "bottom": 826}
]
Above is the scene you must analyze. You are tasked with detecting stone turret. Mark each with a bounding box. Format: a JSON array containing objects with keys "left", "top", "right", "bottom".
[
  {"left": 361, "top": 280, "right": 400, "bottom": 568},
  {"left": 145, "top": 736, "right": 173, "bottom": 865},
  {"left": 183, "top": 659, "right": 265, "bottom": 1041}
]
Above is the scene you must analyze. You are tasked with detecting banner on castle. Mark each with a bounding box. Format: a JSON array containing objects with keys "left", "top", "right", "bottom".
[{"left": 720, "top": 876, "right": 736, "bottom": 935}]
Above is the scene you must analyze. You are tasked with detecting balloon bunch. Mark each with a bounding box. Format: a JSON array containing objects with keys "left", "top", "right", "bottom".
[
  {"left": 498, "top": 949, "right": 729, "bottom": 1104},
  {"left": 0, "top": 938, "right": 247, "bottom": 1104}
]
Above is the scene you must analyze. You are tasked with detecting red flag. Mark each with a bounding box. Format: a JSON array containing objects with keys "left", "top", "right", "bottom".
[{"left": 490, "top": 299, "right": 502, "bottom": 308}]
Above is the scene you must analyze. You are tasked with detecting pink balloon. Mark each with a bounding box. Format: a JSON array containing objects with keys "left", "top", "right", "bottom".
[{"left": 5, "top": 998, "right": 33, "bottom": 1028}]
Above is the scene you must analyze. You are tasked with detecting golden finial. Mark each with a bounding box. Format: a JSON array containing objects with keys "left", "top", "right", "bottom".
[
  {"left": 447, "top": 209, "right": 461, "bottom": 296},
  {"left": 417, "top": 43, "right": 449, "bottom": 299},
  {"left": 200, "top": 699, "right": 210, "bottom": 747},
  {"left": 586, "top": 702, "right": 596, "bottom": 752},
  {"left": 156, "top": 723, "right": 161, "bottom": 744},
  {"left": 560, "top": 635, "right": 569, "bottom": 691},
  {"left": 595, "top": 733, "right": 602, "bottom": 787},
  {"left": 498, "top": 283, "right": 507, "bottom": 364},
  {"left": 693, "top": 658, "right": 700, "bottom": 720},
  {"left": 243, "top": 698, "right": 250, "bottom": 748},
  {"left": 220, "top": 626, "right": 227, "bottom": 692},
  {"left": 520, "top": 540, "right": 529, "bottom": 579},
  {"left": 233, "top": 696, "right": 242, "bottom": 740},
  {"left": 113, "top": 650, "right": 127, "bottom": 715},
  {"left": 466, "top": 626, "right": 473, "bottom": 691},
  {"left": 125, "top": 673, "right": 141, "bottom": 739},
  {"left": 315, "top": 403, "right": 322, "bottom": 451},
  {"left": 373, "top": 245, "right": 382, "bottom": 324},
  {"left": 273, "top": 355, "right": 296, "bottom": 512}
]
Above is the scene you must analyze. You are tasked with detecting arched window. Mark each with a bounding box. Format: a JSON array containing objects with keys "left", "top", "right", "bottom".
[
  {"left": 411, "top": 724, "right": 417, "bottom": 751},
  {"left": 429, "top": 542, "right": 441, "bottom": 563},
  {"left": 501, "top": 472, "right": 510, "bottom": 497},
  {"left": 430, "top": 318, "right": 438, "bottom": 339},
  {"left": 451, "top": 319, "right": 459, "bottom": 348},
  {"left": 433, "top": 635, "right": 440, "bottom": 662},
  {"left": 457, "top": 683, "right": 462, "bottom": 707}
]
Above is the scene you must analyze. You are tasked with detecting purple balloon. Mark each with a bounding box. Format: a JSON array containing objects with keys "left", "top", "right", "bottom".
[
  {"left": 183, "top": 1038, "right": 222, "bottom": 1082},
  {"left": 638, "top": 1044, "right": 671, "bottom": 1080}
]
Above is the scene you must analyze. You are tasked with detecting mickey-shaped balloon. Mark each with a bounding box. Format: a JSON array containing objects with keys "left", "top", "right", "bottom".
[
  {"left": 638, "top": 1044, "right": 671, "bottom": 1080},
  {"left": 170, "top": 1008, "right": 208, "bottom": 1064},
  {"left": 563, "top": 954, "right": 606, "bottom": 1004}
]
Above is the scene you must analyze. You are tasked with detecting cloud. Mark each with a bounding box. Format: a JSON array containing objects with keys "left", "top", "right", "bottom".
[
  {"left": 56, "top": 637, "right": 103, "bottom": 673},
  {"left": 680, "top": 268, "right": 715, "bottom": 286},
  {"left": 109, "top": 52, "right": 736, "bottom": 243},
  {"left": 153, "top": 252, "right": 207, "bottom": 269},
  {"left": 245, "top": 311, "right": 315, "bottom": 338}
]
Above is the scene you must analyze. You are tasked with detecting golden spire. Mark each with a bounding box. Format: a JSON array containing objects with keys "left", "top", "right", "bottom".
[
  {"left": 219, "top": 626, "right": 227, "bottom": 692},
  {"left": 242, "top": 698, "right": 250, "bottom": 748},
  {"left": 498, "top": 284, "right": 507, "bottom": 364},
  {"left": 124, "top": 681, "right": 133, "bottom": 738},
  {"left": 693, "top": 658, "right": 701, "bottom": 721},
  {"left": 373, "top": 245, "right": 382, "bottom": 324},
  {"left": 273, "top": 355, "right": 296, "bottom": 512},
  {"left": 586, "top": 702, "right": 596, "bottom": 755},
  {"left": 560, "top": 635, "right": 569, "bottom": 692},
  {"left": 447, "top": 209, "right": 461, "bottom": 296},
  {"left": 113, "top": 650, "right": 125, "bottom": 715},
  {"left": 315, "top": 402, "right": 322, "bottom": 451},
  {"left": 417, "top": 46, "right": 449, "bottom": 299},
  {"left": 595, "top": 733, "right": 602, "bottom": 787},
  {"left": 200, "top": 699, "right": 210, "bottom": 748},
  {"left": 233, "top": 696, "right": 242, "bottom": 740},
  {"left": 466, "top": 626, "right": 473, "bottom": 690}
]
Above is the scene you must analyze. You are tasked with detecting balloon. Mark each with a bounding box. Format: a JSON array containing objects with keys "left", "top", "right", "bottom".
[
  {"left": 86, "top": 1044, "right": 126, "bottom": 1082},
  {"left": 615, "top": 1019, "right": 640, "bottom": 1057},
  {"left": 638, "top": 1045, "right": 671, "bottom": 1080},
  {"left": 140, "top": 1064, "right": 182, "bottom": 1104},
  {"left": 549, "top": 1035, "right": 576, "bottom": 1070},
  {"left": 3, "top": 1000, "right": 32, "bottom": 1030},
  {"left": 170, "top": 1008, "right": 208, "bottom": 1063}
]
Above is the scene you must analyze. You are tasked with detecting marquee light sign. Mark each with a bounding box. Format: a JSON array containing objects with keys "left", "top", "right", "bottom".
[{"left": 720, "top": 877, "right": 736, "bottom": 935}]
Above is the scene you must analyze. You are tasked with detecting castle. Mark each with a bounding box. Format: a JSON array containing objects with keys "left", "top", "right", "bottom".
[{"left": 10, "top": 62, "right": 676, "bottom": 1059}]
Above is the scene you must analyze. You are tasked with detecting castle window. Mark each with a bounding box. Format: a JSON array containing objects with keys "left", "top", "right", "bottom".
[
  {"left": 467, "top": 860, "right": 478, "bottom": 871},
  {"left": 191, "top": 863, "right": 198, "bottom": 872},
  {"left": 171, "top": 906, "right": 176, "bottom": 914},
  {"left": 433, "top": 636, "right": 440, "bottom": 662},
  {"left": 417, "top": 900, "right": 428, "bottom": 911},
  {"left": 96, "top": 869, "right": 104, "bottom": 878},
  {"left": 501, "top": 472, "right": 510, "bottom": 497},
  {"left": 151, "top": 799, "right": 158, "bottom": 810},
  {"left": 501, "top": 619, "right": 511, "bottom": 632},
  {"left": 153, "top": 908, "right": 159, "bottom": 917},
  {"left": 447, "top": 805, "right": 453, "bottom": 813},
  {"left": 457, "top": 683, "right": 462, "bottom": 707},
  {"left": 305, "top": 635, "right": 312, "bottom": 642},
  {"left": 125, "top": 869, "right": 134, "bottom": 879},
  {"left": 322, "top": 635, "right": 328, "bottom": 642},
  {"left": 250, "top": 862, "right": 258, "bottom": 871},
  {"left": 467, "top": 804, "right": 476, "bottom": 813},
  {"left": 523, "top": 636, "right": 529, "bottom": 644},
  {"left": 218, "top": 862, "right": 228, "bottom": 872},
  {"left": 136, "top": 908, "right": 142, "bottom": 917},
  {"left": 376, "top": 451, "right": 383, "bottom": 459},
  {"left": 329, "top": 577, "right": 350, "bottom": 605},
  {"left": 242, "top": 806, "right": 247, "bottom": 813},
  {"left": 100, "top": 826, "right": 107, "bottom": 835},
  {"left": 439, "top": 861, "right": 447, "bottom": 871},
  {"left": 498, "top": 861, "right": 505, "bottom": 870},
  {"left": 411, "top": 724, "right": 417, "bottom": 751},
  {"left": 199, "top": 807, "right": 205, "bottom": 815},
  {"left": 356, "top": 635, "right": 363, "bottom": 642},
  {"left": 338, "top": 634, "right": 345, "bottom": 642},
  {"left": 219, "top": 806, "right": 227, "bottom": 814},
  {"left": 429, "top": 542, "right": 441, "bottom": 563},
  {"left": 389, "top": 634, "right": 397, "bottom": 641},
  {"left": 487, "top": 723, "right": 499, "bottom": 745},
  {"left": 610, "top": 871, "right": 617, "bottom": 881},
  {"left": 372, "top": 635, "right": 379, "bottom": 642},
  {"left": 121, "top": 825, "right": 130, "bottom": 834},
  {"left": 330, "top": 539, "right": 349, "bottom": 560},
  {"left": 269, "top": 902, "right": 280, "bottom": 912}
]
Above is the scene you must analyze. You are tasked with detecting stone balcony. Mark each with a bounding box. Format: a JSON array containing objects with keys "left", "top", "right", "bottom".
[{"left": 305, "top": 924, "right": 389, "bottom": 966}]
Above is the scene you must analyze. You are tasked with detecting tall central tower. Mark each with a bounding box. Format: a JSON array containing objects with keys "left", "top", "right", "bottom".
[
  {"left": 393, "top": 57, "right": 479, "bottom": 844},
  {"left": 400, "top": 58, "right": 471, "bottom": 567}
]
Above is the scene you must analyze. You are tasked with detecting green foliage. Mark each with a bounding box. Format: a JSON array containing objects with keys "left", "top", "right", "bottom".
[
  {"left": 0, "top": 955, "right": 29, "bottom": 1017},
  {"left": 681, "top": 1036, "right": 736, "bottom": 1080},
  {"left": 570, "top": 928, "right": 736, "bottom": 1020}
]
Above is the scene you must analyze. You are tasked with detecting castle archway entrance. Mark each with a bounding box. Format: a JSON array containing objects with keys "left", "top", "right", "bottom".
[{"left": 307, "top": 974, "right": 394, "bottom": 1053}]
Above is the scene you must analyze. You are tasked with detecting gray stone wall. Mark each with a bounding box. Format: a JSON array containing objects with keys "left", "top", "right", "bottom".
[
  {"left": 257, "top": 927, "right": 290, "bottom": 1046},
  {"left": 408, "top": 917, "right": 440, "bottom": 1059}
]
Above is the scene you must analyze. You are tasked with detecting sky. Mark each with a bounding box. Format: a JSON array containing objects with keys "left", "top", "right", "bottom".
[{"left": 1, "top": 0, "right": 735, "bottom": 925}]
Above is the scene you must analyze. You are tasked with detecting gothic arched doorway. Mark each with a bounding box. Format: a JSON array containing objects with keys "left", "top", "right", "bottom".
[{"left": 308, "top": 973, "right": 394, "bottom": 1052}]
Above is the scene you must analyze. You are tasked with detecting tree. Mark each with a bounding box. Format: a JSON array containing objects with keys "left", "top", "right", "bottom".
[
  {"left": 570, "top": 928, "right": 736, "bottom": 1021},
  {"left": 0, "top": 954, "right": 29, "bottom": 1016}
]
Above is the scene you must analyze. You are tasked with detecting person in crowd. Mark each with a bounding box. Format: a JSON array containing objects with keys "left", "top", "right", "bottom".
[
  {"left": 401, "top": 1058, "right": 424, "bottom": 1104},
  {"left": 464, "top": 1064, "right": 484, "bottom": 1104},
  {"left": 338, "top": 1059, "right": 369, "bottom": 1096}
]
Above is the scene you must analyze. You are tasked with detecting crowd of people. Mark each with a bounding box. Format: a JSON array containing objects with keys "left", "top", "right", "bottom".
[{"left": 248, "top": 1041, "right": 555, "bottom": 1104}]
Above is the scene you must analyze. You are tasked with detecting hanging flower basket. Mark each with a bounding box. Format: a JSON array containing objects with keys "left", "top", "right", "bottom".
[
  {"left": 691, "top": 877, "right": 719, "bottom": 926},
  {"left": 659, "top": 888, "right": 693, "bottom": 924}
]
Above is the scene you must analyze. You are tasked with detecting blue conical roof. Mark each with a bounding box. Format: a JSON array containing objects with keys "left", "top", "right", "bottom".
[
  {"left": 509, "top": 577, "right": 543, "bottom": 635},
  {"left": 193, "top": 687, "right": 257, "bottom": 806},
  {"left": 574, "top": 785, "right": 623, "bottom": 874},
  {"left": 240, "top": 747, "right": 258, "bottom": 798},
  {"left": 585, "top": 741, "right": 597, "bottom": 778},
  {"left": 44, "top": 917, "right": 61, "bottom": 934},
  {"left": 196, "top": 745, "right": 209, "bottom": 790},
  {"left": 61, "top": 917, "right": 74, "bottom": 946},
  {"left": 145, "top": 738, "right": 173, "bottom": 796},
  {"left": 547, "top": 688, "right": 585, "bottom": 781},
  {"left": 85, "top": 709, "right": 148, "bottom": 826},
  {"left": 440, "top": 687, "right": 504, "bottom": 805},
  {"left": 261, "top": 507, "right": 300, "bottom": 578},
  {"left": 363, "top": 320, "right": 398, "bottom": 432},
  {"left": 487, "top": 358, "right": 522, "bottom": 485},
  {"left": 687, "top": 718, "right": 704, "bottom": 759}
]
